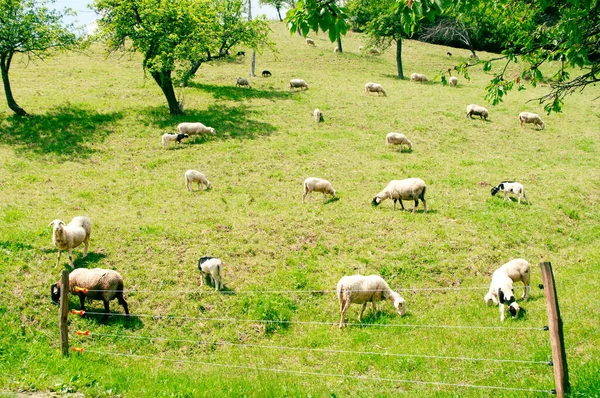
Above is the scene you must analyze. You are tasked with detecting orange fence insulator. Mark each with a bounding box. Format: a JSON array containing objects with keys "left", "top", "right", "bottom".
[
  {"left": 76, "top": 330, "right": 90, "bottom": 336},
  {"left": 74, "top": 286, "right": 88, "bottom": 294},
  {"left": 71, "top": 309, "right": 85, "bottom": 316},
  {"left": 72, "top": 347, "right": 85, "bottom": 353}
]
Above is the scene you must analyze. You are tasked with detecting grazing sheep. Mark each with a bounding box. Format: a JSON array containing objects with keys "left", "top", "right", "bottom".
[
  {"left": 372, "top": 178, "right": 427, "bottom": 213},
  {"left": 290, "top": 79, "right": 309, "bottom": 91},
  {"left": 368, "top": 48, "right": 380, "bottom": 55},
  {"left": 337, "top": 275, "right": 406, "bottom": 328},
  {"left": 358, "top": 46, "right": 363, "bottom": 52},
  {"left": 185, "top": 170, "right": 211, "bottom": 192},
  {"left": 518, "top": 112, "right": 545, "bottom": 130},
  {"left": 491, "top": 181, "right": 528, "bottom": 204},
  {"left": 469, "top": 53, "right": 479, "bottom": 61},
  {"left": 262, "top": 70, "right": 272, "bottom": 77},
  {"left": 386, "top": 132, "right": 412, "bottom": 151},
  {"left": 236, "top": 77, "right": 251, "bottom": 88},
  {"left": 313, "top": 108, "right": 323, "bottom": 123},
  {"left": 447, "top": 51, "right": 452, "bottom": 57},
  {"left": 198, "top": 256, "right": 223, "bottom": 291},
  {"left": 449, "top": 76, "right": 458, "bottom": 86},
  {"left": 410, "top": 73, "right": 429, "bottom": 82},
  {"left": 466, "top": 104, "right": 489, "bottom": 120},
  {"left": 306, "top": 38, "right": 316, "bottom": 46},
  {"left": 177, "top": 122, "right": 216, "bottom": 136},
  {"left": 483, "top": 268, "right": 521, "bottom": 321},
  {"left": 49, "top": 216, "right": 92, "bottom": 269},
  {"left": 484, "top": 259, "right": 531, "bottom": 306},
  {"left": 161, "top": 133, "right": 189, "bottom": 149},
  {"left": 364, "top": 82, "right": 387, "bottom": 96},
  {"left": 51, "top": 268, "right": 129, "bottom": 319},
  {"left": 302, "top": 177, "right": 336, "bottom": 204},
  {"left": 236, "top": 51, "right": 245, "bottom": 56}
]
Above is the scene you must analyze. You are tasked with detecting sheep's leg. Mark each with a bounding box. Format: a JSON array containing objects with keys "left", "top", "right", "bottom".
[
  {"left": 211, "top": 273, "right": 219, "bottom": 291},
  {"left": 359, "top": 303, "right": 367, "bottom": 322},
  {"left": 399, "top": 199, "right": 405, "bottom": 211},
  {"left": 393, "top": 199, "right": 397, "bottom": 211},
  {"left": 68, "top": 248, "right": 74, "bottom": 269},
  {"left": 323, "top": 193, "right": 327, "bottom": 204},
  {"left": 523, "top": 283, "right": 530, "bottom": 302},
  {"left": 78, "top": 293, "right": 86, "bottom": 312},
  {"left": 199, "top": 272, "right": 205, "bottom": 287},
  {"left": 413, "top": 199, "right": 419, "bottom": 213},
  {"left": 372, "top": 301, "right": 377, "bottom": 314},
  {"left": 339, "top": 299, "right": 351, "bottom": 328},
  {"left": 55, "top": 250, "right": 62, "bottom": 268},
  {"left": 503, "top": 192, "right": 508, "bottom": 201},
  {"left": 308, "top": 191, "right": 312, "bottom": 203},
  {"left": 499, "top": 303, "right": 505, "bottom": 321},
  {"left": 422, "top": 197, "right": 427, "bottom": 213},
  {"left": 102, "top": 300, "right": 111, "bottom": 322},
  {"left": 117, "top": 292, "right": 130, "bottom": 316},
  {"left": 83, "top": 237, "right": 89, "bottom": 258},
  {"left": 186, "top": 180, "right": 192, "bottom": 192}
]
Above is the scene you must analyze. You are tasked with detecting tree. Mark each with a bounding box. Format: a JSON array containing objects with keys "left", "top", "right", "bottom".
[
  {"left": 259, "top": 0, "right": 295, "bottom": 21},
  {"left": 0, "top": 0, "right": 78, "bottom": 116},
  {"left": 420, "top": 17, "right": 476, "bottom": 58},
  {"left": 285, "top": 0, "right": 350, "bottom": 53}
]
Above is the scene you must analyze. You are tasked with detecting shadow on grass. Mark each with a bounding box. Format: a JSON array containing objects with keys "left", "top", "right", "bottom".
[
  {"left": 188, "top": 82, "right": 292, "bottom": 102},
  {"left": 1, "top": 105, "right": 122, "bottom": 161},
  {"left": 325, "top": 196, "right": 340, "bottom": 205}
]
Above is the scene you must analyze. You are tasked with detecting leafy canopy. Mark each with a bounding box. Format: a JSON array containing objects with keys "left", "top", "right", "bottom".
[{"left": 285, "top": 0, "right": 350, "bottom": 43}]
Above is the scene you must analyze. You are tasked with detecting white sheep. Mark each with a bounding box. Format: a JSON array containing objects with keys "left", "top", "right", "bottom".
[
  {"left": 313, "top": 108, "right": 323, "bottom": 123},
  {"left": 364, "top": 82, "right": 387, "bottom": 96},
  {"left": 49, "top": 216, "right": 92, "bottom": 269},
  {"left": 236, "top": 77, "right": 251, "bottom": 88},
  {"left": 334, "top": 47, "right": 340, "bottom": 53},
  {"left": 358, "top": 46, "right": 363, "bottom": 52},
  {"left": 161, "top": 133, "right": 189, "bottom": 149},
  {"left": 449, "top": 76, "right": 458, "bottom": 86},
  {"left": 302, "top": 177, "right": 336, "bottom": 203},
  {"left": 306, "top": 38, "right": 316, "bottom": 46},
  {"left": 483, "top": 268, "right": 521, "bottom": 321},
  {"left": 198, "top": 256, "right": 223, "bottom": 291},
  {"left": 518, "top": 112, "right": 545, "bottom": 130},
  {"left": 185, "top": 170, "right": 211, "bottom": 192},
  {"left": 177, "top": 122, "right": 216, "bottom": 136},
  {"left": 51, "top": 268, "right": 129, "bottom": 318},
  {"left": 290, "top": 79, "right": 309, "bottom": 91},
  {"left": 372, "top": 178, "right": 427, "bottom": 213},
  {"left": 491, "top": 181, "right": 528, "bottom": 204},
  {"left": 484, "top": 259, "right": 531, "bottom": 306},
  {"left": 368, "top": 48, "right": 380, "bottom": 55},
  {"left": 337, "top": 274, "right": 406, "bottom": 328},
  {"left": 410, "top": 73, "right": 429, "bottom": 82},
  {"left": 386, "top": 132, "right": 412, "bottom": 151},
  {"left": 466, "top": 104, "right": 489, "bottom": 120}
]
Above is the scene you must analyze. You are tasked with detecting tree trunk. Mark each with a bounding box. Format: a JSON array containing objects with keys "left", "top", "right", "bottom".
[
  {"left": 150, "top": 70, "right": 183, "bottom": 115},
  {"left": 251, "top": 50, "right": 256, "bottom": 77},
  {"left": 189, "top": 60, "right": 202, "bottom": 78},
  {"left": 277, "top": 7, "right": 283, "bottom": 21},
  {"left": 0, "top": 53, "right": 28, "bottom": 116},
  {"left": 395, "top": 38, "right": 404, "bottom": 80},
  {"left": 337, "top": 37, "right": 343, "bottom": 53}
]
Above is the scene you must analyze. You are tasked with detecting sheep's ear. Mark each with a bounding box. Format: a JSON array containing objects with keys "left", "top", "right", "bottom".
[{"left": 498, "top": 288, "right": 505, "bottom": 304}]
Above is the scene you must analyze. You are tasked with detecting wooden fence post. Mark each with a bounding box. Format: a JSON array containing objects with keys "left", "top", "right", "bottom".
[
  {"left": 539, "top": 262, "right": 570, "bottom": 397},
  {"left": 59, "top": 269, "right": 69, "bottom": 356}
]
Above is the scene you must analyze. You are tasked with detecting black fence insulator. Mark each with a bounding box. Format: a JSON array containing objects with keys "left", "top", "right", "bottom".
[
  {"left": 538, "top": 284, "right": 544, "bottom": 289},
  {"left": 551, "top": 388, "right": 557, "bottom": 395},
  {"left": 543, "top": 326, "right": 549, "bottom": 331},
  {"left": 548, "top": 360, "right": 554, "bottom": 366}
]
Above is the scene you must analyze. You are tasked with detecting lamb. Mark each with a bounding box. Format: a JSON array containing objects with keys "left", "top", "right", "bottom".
[
  {"left": 483, "top": 267, "right": 521, "bottom": 321},
  {"left": 466, "top": 104, "right": 489, "bottom": 120},
  {"left": 161, "top": 133, "right": 189, "bottom": 149},
  {"left": 313, "top": 108, "right": 323, "bottom": 123},
  {"left": 185, "top": 170, "right": 211, "bottom": 192},
  {"left": 290, "top": 79, "right": 309, "bottom": 91},
  {"left": 364, "top": 82, "right": 387, "bottom": 96},
  {"left": 372, "top": 178, "right": 427, "bottom": 213},
  {"left": 449, "top": 76, "right": 458, "bottom": 86},
  {"left": 262, "top": 70, "right": 272, "bottom": 77},
  {"left": 518, "top": 112, "right": 545, "bottom": 130},
  {"left": 236, "top": 77, "right": 251, "bottom": 88},
  {"left": 306, "top": 38, "right": 316, "bottom": 46},
  {"left": 49, "top": 216, "right": 92, "bottom": 269},
  {"left": 51, "top": 268, "right": 129, "bottom": 319},
  {"left": 491, "top": 181, "right": 528, "bottom": 204},
  {"left": 385, "top": 132, "right": 412, "bottom": 151},
  {"left": 337, "top": 275, "right": 406, "bottom": 328},
  {"left": 484, "top": 259, "right": 531, "bottom": 305},
  {"left": 177, "top": 122, "right": 216, "bottom": 136},
  {"left": 198, "top": 256, "right": 223, "bottom": 291},
  {"left": 410, "top": 73, "right": 429, "bottom": 82},
  {"left": 302, "top": 177, "right": 336, "bottom": 204}
]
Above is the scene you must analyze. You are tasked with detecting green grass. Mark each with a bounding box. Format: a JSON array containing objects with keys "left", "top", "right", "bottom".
[{"left": 1, "top": 23, "right": 599, "bottom": 397}]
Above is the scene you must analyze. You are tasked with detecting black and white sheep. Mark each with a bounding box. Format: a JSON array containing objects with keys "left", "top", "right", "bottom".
[
  {"left": 372, "top": 178, "right": 427, "bottom": 213},
  {"left": 386, "top": 132, "right": 412, "bottom": 151},
  {"left": 483, "top": 267, "right": 522, "bottom": 321},
  {"left": 466, "top": 104, "right": 489, "bottom": 120},
  {"left": 302, "top": 177, "right": 336, "bottom": 203},
  {"left": 491, "top": 181, "right": 528, "bottom": 204},
  {"left": 306, "top": 38, "right": 316, "bottom": 46},
  {"left": 313, "top": 108, "right": 323, "bottom": 123},
  {"left": 236, "top": 77, "right": 251, "bottom": 88},
  {"left": 337, "top": 274, "right": 406, "bottom": 328},
  {"left": 410, "top": 73, "right": 429, "bottom": 82},
  {"left": 161, "top": 133, "right": 189, "bottom": 149},
  {"left": 236, "top": 51, "right": 245, "bottom": 56},
  {"left": 484, "top": 259, "right": 531, "bottom": 305},
  {"left": 290, "top": 79, "right": 309, "bottom": 91},
  {"left": 364, "top": 82, "right": 387, "bottom": 96},
  {"left": 185, "top": 170, "right": 211, "bottom": 192},
  {"left": 449, "top": 76, "right": 458, "bottom": 86},
  {"left": 518, "top": 112, "right": 545, "bottom": 130},
  {"left": 262, "top": 70, "right": 272, "bottom": 77},
  {"left": 198, "top": 256, "right": 223, "bottom": 291},
  {"left": 51, "top": 268, "right": 129, "bottom": 318},
  {"left": 367, "top": 48, "right": 380, "bottom": 55},
  {"left": 49, "top": 216, "right": 92, "bottom": 269},
  {"left": 177, "top": 122, "right": 216, "bottom": 136}
]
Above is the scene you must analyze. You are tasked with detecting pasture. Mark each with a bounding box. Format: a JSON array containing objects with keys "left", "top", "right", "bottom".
[{"left": 0, "top": 22, "right": 599, "bottom": 397}]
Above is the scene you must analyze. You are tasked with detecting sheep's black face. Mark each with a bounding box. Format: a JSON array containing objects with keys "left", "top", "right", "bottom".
[
  {"left": 491, "top": 186, "right": 500, "bottom": 196},
  {"left": 51, "top": 284, "right": 60, "bottom": 303},
  {"left": 508, "top": 302, "right": 520, "bottom": 318},
  {"left": 372, "top": 196, "right": 381, "bottom": 207}
]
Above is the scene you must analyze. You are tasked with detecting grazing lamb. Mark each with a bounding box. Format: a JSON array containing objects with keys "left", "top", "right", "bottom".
[
  {"left": 368, "top": 48, "right": 380, "bottom": 55},
  {"left": 306, "top": 38, "right": 316, "bottom": 46},
  {"left": 518, "top": 112, "right": 545, "bottom": 130},
  {"left": 198, "top": 256, "right": 223, "bottom": 291},
  {"left": 161, "top": 133, "right": 189, "bottom": 149},
  {"left": 313, "top": 108, "right": 323, "bottom": 123},
  {"left": 364, "top": 82, "right": 387, "bottom": 96},
  {"left": 483, "top": 268, "right": 521, "bottom": 321},
  {"left": 372, "top": 178, "right": 427, "bottom": 213},
  {"left": 185, "top": 170, "right": 211, "bottom": 192},
  {"left": 177, "top": 122, "right": 216, "bottom": 136},
  {"left": 410, "top": 73, "right": 429, "bottom": 82},
  {"left": 484, "top": 259, "right": 531, "bottom": 306},
  {"left": 302, "top": 177, "right": 336, "bottom": 204},
  {"left": 449, "top": 76, "right": 458, "bottom": 86},
  {"left": 337, "top": 275, "right": 406, "bottom": 328},
  {"left": 290, "top": 79, "right": 309, "bottom": 91},
  {"left": 236, "top": 77, "right": 251, "bottom": 88},
  {"left": 491, "top": 181, "right": 528, "bottom": 204},
  {"left": 49, "top": 216, "right": 92, "bottom": 269},
  {"left": 466, "top": 104, "right": 489, "bottom": 120},
  {"left": 386, "top": 132, "right": 412, "bottom": 151},
  {"left": 51, "top": 268, "right": 129, "bottom": 319},
  {"left": 236, "top": 51, "right": 245, "bottom": 56},
  {"left": 262, "top": 70, "right": 272, "bottom": 77}
]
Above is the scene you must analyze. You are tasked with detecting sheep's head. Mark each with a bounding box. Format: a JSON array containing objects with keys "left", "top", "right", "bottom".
[
  {"left": 372, "top": 195, "right": 382, "bottom": 206},
  {"left": 49, "top": 219, "right": 65, "bottom": 237},
  {"left": 51, "top": 283, "right": 61, "bottom": 303},
  {"left": 508, "top": 302, "right": 520, "bottom": 318},
  {"left": 390, "top": 293, "right": 406, "bottom": 316},
  {"left": 490, "top": 185, "right": 500, "bottom": 196},
  {"left": 208, "top": 127, "right": 216, "bottom": 135}
]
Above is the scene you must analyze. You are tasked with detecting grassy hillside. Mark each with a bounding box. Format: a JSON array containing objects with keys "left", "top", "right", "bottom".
[{"left": 1, "top": 22, "right": 599, "bottom": 397}]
